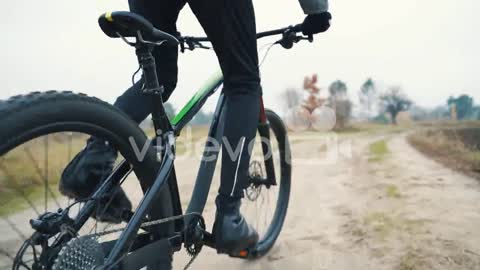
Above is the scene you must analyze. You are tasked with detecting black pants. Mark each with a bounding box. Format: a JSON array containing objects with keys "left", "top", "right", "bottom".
[{"left": 115, "top": 0, "right": 262, "bottom": 198}]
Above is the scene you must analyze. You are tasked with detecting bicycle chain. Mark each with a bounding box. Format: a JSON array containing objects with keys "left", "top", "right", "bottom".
[{"left": 72, "top": 212, "right": 203, "bottom": 270}]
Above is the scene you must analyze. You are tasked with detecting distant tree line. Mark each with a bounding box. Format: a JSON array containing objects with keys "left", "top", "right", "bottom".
[
  {"left": 281, "top": 76, "right": 416, "bottom": 127},
  {"left": 447, "top": 95, "right": 480, "bottom": 120}
]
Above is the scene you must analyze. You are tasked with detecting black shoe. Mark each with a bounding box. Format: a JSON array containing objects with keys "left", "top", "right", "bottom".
[
  {"left": 60, "top": 137, "right": 132, "bottom": 223},
  {"left": 213, "top": 195, "right": 259, "bottom": 256}
]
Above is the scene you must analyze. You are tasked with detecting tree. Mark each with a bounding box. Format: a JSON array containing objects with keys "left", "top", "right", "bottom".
[
  {"left": 328, "top": 80, "right": 347, "bottom": 99},
  {"left": 358, "top": 78, "right": 377, "bottom": 119},
  {"left": 372, "top": 113, "right": 389, "bottom": 124},
  {"left": 328, "top": 80, "right": 351, "bottom": 129},
  {"left": 447, "top": 95, "right": 474, "bottom": 120},
  {"left": 379, "top": 87, "right": 412, "bottom": 125},
  {"left": 333, "top": 100, "right": 352, "bottom": 129},
  {"left": 473, "top": 106, "right": 480, "bottom": 120},
  {"left": 280, "top": 88, "right": 303, "bottom": 111},
  {"left": 302, "top": 74, "right": 326, "bottom": 113}
]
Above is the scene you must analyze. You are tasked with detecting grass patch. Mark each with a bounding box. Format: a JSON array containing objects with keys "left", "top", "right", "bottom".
[
  {"left": 363, "top": 212, "right": 395, "bottom": 239},
  {"left": 398, "top": 249, "right": 424, "bottom": 270},
  {"left": 368, "top": 140, "right": 390, "bottom": 162},
  {"left": 386, "top": 184, "right": 401, "bottom": 198},
  {"left": 363, "top": 212, "right": 430, "bottom": 241}
]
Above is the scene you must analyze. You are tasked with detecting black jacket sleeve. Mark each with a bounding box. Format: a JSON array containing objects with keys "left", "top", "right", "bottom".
[{"left": 298, "top": 0, "right": 329, "bottom": 14}]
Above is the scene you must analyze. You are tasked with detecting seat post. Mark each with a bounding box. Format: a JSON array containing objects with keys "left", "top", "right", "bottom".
[
  {"left": 135, "top": 45, "right": 163, "bottom": 95},
  {"left": 135, "top": 44, "right": 172, "bottom": 134}
]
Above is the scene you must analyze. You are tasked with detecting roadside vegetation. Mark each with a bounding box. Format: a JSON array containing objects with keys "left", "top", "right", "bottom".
[{"left": 408, "top": 122, "right": 480, "bottom": 179}]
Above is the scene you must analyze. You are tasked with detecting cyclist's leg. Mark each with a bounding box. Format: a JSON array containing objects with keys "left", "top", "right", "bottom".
[
  {"left": 188, "top": 0, "right": 261, "bottom": 200},
  {"left": 188, "top": 0, "right": 261, "bottom": 253},
  {"left": 114, "top": 0, "right": 186, "bottom": 124},
  {"left": 60, "top": 0, "right": 185, "bottom": 224}
]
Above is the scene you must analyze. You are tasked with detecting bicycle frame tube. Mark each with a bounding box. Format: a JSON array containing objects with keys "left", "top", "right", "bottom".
[
  {"left": 186, "top": 93, "right": 225, "bottom": 215},
  {"left": 105, "top": 150, "right": 175, "bottom": 266},
  {"left": 105, "top": 71, "right": 225, "bottom": 266},
  {"left": 168, "top": 69, "right": 228, "bottom": 215},
  {"left": 171, "top": 70, "right": 224, "bottom": 133}
]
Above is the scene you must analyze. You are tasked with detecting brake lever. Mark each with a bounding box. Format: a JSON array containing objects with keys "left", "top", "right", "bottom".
[
  {"left": 276, "top": 32, "right": 314, "bottom": 49},
  {"left": 306, "top": 34, "right": 314, "bottom": 42},
  {"left": 179, "top": 37, "right": 212, "bottom": 53},
  {"left": 277, "top": 31, "right": 296, "bottom": 49}
]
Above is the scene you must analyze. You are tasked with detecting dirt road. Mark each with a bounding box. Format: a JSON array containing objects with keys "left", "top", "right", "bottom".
[
  {"left": 172, "top": 132, "right": 480, "bottom": 269},
  {"left": 2, "top": 131, "right": 480, "bottom": 269}
]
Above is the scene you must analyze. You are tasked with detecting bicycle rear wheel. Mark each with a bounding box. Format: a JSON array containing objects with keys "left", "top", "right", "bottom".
[
  {"left": 242, "top": 109, "right": 292, "bottom": 258},
  {"left": 0, "top": 91, "right": 174, "bottom": 269}
]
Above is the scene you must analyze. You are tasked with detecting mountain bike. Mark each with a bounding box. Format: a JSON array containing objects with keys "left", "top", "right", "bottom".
[{"left": 0, "top": 11, "right": 316, "bottom": 270}]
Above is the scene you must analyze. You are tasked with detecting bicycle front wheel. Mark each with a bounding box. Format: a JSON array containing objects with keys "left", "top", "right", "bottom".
[
  {"left": 242, "top": 109, "right": 292, "bottom": 258},
  {"left": 0, "top": 91, "right": 174, "bottom": 270}
]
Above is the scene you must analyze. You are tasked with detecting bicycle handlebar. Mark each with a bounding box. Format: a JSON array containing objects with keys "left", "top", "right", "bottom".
[
  {"left": 179, "top": 23, "right": 307, "bottom": 52},
  {"left": 256, "top": 23, "right": 303, "bottom": 39}
]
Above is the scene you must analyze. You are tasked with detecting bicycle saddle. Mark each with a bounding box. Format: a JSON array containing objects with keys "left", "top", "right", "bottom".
[{"left": 98, "top": 11, "right": 178, "bottom": 46}]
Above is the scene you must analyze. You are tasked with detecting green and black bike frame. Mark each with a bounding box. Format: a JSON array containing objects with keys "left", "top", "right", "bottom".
[{"left": 92, "top": 42, "right": 277, "bottom": 268}]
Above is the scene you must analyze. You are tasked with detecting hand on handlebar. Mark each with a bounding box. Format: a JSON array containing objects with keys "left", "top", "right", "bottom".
[{"left": 302, "top": 12, "right": 332, "bottom": 35}]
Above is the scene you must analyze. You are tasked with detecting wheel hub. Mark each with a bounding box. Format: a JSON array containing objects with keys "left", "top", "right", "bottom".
[{"left": 246, "top": 161, "right": 264, "bottom": 201}]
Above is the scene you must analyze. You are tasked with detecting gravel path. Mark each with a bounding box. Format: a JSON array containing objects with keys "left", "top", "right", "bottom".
[{"left": 2, "top": 132, "right": 480, "bottom": 269}]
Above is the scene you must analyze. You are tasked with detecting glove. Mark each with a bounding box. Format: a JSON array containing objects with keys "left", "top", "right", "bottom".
[{"left": 302, "top": 12, "right": 332, "bottom": 35}]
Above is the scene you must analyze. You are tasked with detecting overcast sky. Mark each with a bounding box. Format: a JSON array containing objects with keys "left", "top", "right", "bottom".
[{"left": 1, "top": 0, "right": 478, "bottom": 113}]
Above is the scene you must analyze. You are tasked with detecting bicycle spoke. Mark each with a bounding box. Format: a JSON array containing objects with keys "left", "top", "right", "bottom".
[
  {"left": 0, "top": 160, "right": 40, "bottom": 216},
  {"left": 263, "top": 190, "right": 268, "bottom": 235},
  {"left": 1, "top": 217, "right": 41, "bottom": 265},
  {"left": 1, "top": 216, "right": 28, "bottom": 241},
  {"left": 23, "top": 147, "right": 60, "bottom": 209},
  {"left": 44, "top": 136, "right": 48, "bottom": 212},
  {"left": 67, "top": 133, "right": 73, "bottom": 208}
]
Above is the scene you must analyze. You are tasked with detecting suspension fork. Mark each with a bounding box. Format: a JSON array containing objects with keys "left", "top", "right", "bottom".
[{"left": 258, "top": 97, "right": 277, "bottom": 186}]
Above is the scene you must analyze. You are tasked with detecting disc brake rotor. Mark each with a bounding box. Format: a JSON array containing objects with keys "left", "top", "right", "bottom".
[{"left": 246, "top": 161, "right": 263, "bottom": 201}]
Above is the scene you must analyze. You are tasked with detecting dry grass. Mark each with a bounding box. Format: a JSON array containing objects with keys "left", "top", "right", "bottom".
[
  {"left": 0, "top": 126, "right": 213, "bottom": 217},
  {"left": 0, "top": 133, "right": 87, "bottom": 216},
  {"left": 408, "top": 126, "right": 480, "bottom": 179}
]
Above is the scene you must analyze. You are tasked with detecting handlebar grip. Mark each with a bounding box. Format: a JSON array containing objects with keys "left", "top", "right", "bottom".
[{"left": 291, "top": 23, "right": 303, "bottom": 33}]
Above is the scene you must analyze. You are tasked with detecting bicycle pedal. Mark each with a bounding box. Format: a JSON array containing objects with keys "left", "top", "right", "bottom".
[{"left": 229, "top": 249, "right": 249, "bottom": 259}]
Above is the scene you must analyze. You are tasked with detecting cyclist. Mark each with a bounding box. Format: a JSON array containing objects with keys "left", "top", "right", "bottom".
[{"left": 60, "top": 0, "right": 331, "bottom": 255}]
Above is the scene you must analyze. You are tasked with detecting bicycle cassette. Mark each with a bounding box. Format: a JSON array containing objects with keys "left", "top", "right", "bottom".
[{"left": 52, "top": 236, "right": 104, "bottom": 270}]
